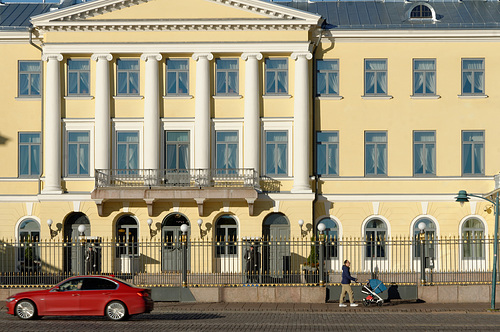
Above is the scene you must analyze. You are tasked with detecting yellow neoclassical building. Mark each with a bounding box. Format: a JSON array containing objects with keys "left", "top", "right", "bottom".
[{"left": 1, "top": 0, "right": 500, "bottom": 277}]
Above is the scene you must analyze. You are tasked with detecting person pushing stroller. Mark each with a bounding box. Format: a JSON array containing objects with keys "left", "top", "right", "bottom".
[{"left": 339, "top": 259, "right": 358, "bottom": 307}]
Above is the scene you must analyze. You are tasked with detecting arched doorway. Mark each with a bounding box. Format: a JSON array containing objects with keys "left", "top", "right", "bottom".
[
  {"left": 116, "top": 215, "right": 139, "bottom": 274},
  {"left": 161, "top": 213, "right": 190, "bottom": 272},
  {"left": 262, "top": 213, "right": 290, "bottom": 279},
  {"left": 214, "top": 215, "right": 238, "bottom": 273},
  {"left": 63, "top": 212, "right": 90, "bottom": 274},
  {"left": 317, "top": 218, "right": 340, "bottom": 271}
]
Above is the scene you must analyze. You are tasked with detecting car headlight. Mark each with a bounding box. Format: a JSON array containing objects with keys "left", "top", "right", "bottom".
[{"left": 6, "top": 297, "right": 16, "bottom": 303}]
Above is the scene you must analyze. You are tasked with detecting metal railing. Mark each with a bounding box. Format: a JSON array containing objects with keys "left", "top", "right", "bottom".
[
  {"left": 95, "top": 168, "right": 259, "bottom": 189},
  {"left": 0, "top": 236, "right": 498, "bottom": 288}
]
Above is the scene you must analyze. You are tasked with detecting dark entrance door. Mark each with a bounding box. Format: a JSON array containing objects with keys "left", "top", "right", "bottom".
[
  {"left": 63, "top": 213, "right": 90, "bottom": 275},
  {"left": 262, "top": 213, "right": 290, "bottom": 280},
  {"left": 161, "top": 214, "right": 190, "bottom": 272}
]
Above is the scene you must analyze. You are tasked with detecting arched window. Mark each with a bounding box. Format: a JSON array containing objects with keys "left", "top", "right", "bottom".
[
  {"left": 410, "top": 5, "right": 433, "bottom": 19},
  {"left": 462, "top": 218, "right": 485, "bottom": 258},
  {"left": 18, "top": 219, "right": 40, "bottom": 272},
  {"left": 413, "top": 218, "right": 436, "bottom": 258},
  {"left": 317, "top": 218, "right": 339, "bottom": 258},
  {"left": 365, "top": 219, "right": 387, "bottom": 258},
  {"left": 215, "top": 215, "right": 238, "bottom": 257}
]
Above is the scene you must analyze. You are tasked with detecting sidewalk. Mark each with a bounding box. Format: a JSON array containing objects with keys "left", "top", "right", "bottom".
[{"left": 153, "top": 301, "right": 494, "bottom": 313}]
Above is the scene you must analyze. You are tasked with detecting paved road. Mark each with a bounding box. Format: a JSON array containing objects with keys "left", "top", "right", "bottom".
[{"left": 1, "top": 302, "right": 499, "bottom": 331}]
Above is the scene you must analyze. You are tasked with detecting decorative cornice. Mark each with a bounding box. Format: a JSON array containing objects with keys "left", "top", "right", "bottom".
[
  {"left": 41, "top": 53, "right": 63, "bottom": 62},
  {"left": 192, "top": 53, "right": 214, "bottom": 61},
  {"left": 241, "top": 52, "right": 263, "bottom": 61},
  {"left": 36, "top": 21, "right": 314, "bottom": 32},
  {"left": 291, "top": 52, "right": 312, "bottom": 60},
  {"left": 140, "top": 53, "right": 162, "bottom": 61},
  {"left": 91, "top": 53, "right": 113, "bottom": 61}
]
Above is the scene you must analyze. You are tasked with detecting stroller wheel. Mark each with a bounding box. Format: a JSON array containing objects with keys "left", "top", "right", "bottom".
[
  {"left": 377, "top": 301, "right": 383, "bottom": 307},
  {"left": 362, "top": 299, "right": 370, "bottom": 307}
]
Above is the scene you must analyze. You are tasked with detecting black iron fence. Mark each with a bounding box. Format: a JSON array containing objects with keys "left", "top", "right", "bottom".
[{"left": 0, "top": 235, "right": 498, "bottom": 288}]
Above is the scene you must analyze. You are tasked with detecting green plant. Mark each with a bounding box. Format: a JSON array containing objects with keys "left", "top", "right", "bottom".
[{"left": 305, "top": 236, "right": 319, "bottom": 268}]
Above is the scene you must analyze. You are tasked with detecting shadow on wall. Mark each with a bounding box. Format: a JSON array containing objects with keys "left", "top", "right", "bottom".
[{"left": 0, "top": 134, "right": 9, "bottom": 145}]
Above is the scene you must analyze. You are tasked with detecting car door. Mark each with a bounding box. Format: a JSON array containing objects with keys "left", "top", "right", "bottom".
[
  {"left": 42, "top": 278, "right": 83, "bottom": 315},
  {"left": 79, "top": 277, "right": 116, "bottom": 315}
]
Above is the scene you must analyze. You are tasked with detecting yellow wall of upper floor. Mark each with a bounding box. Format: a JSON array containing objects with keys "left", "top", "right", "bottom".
[{"left": 88, "top": 0, "right": 269, "bottom": 21}]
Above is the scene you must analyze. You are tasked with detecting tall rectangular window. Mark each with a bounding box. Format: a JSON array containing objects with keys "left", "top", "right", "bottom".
[
  {"left": 265, "top": 59, "right": 288, "bottom": 94},
  {"left": 317, "top": 60, "right": 339, "bottom": 96},
  {"left": 413, "top": 131, "right": 436, "bottom": 176},
  {"left": 116, "top": 59, "right": 140, "bottom": 95},
  {"left": 317, "top": 131, "right": 339, "bottom": 176},
  {"left": 166, "top": 59, "right": 189, "bottom": 95},
  {"left": 413, "top": 59, "right": 436, "bottom": 96},
  {"left": 216, "top": 131, "right": 238, "bottom": 173},
  {"left": 365, "top": 131, "right": 387, "bottom": 176},
  {"left": 67, "top": 131, "right": 90, "bottom": 176},
  {"left": 19, "top": 133, "right": 41, "bottom": 177},
  {"left": 116, "top": 132, "right": 139, "bottom": 173},
  {"left": 265, "top": 131, "right": 287, "bottom": 175},
  {"left": 462, "top": 131, "right": 484, "bottom": 175},
  {"left": 67, "top": 59, "right": 90, "bottom": 95},
  {"left": 166, "top": 131, "right": 189, "bottom": 170},
  {"left": 18, "top": 61, "right": 41, "bottom": 97},
  {"left": 462, "top": 59, "right": 484, "bottom": 95},
  {"left": 364, "top": 59, "right": 387, "bottom": 95},
  {"left": 216, "top": 59, "right": 238, "bottom": 95}
]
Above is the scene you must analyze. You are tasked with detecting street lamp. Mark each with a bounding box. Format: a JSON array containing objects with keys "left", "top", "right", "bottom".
[
  {"left": 455, "top": 190, "right": 499, "bottom": 311},
  {"left": 180, "top": 223, "right": 189, "bottom": 288},
  {"left": 317, "top": 223, "right": 326, "bottom": 286},
  {"left": 418, "top": 222, "right": 426, "bottom": 285}
]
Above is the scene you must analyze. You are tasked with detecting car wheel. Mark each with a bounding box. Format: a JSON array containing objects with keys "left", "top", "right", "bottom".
[
  {"left": 105, "top": 301, "right": 128, "bottom": 321},
  {"left": 15, "top": 300, "right": 37, "bottom": 320}
]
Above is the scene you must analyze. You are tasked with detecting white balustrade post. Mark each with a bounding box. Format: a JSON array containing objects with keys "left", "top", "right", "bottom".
[
  {"left": 141, "top": 53, "right": 162, "bottom": 172},
  {"left": 291, "top": 52, "right": 312, "bottom": 193},
  {"left": 192, "top": 53, "right": 213, "bottom": 170},
  {"left": 41, "top": 53, "right": 63, "bottom": 194},
  {"left": 242, "top": 53, "right": 262, "bottom": 183},
  {"left": 91, "top": 54, "right": 113, "bottom": 173}
]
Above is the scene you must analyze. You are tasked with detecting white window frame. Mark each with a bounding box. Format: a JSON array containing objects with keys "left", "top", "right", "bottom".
[
  {"left": 212, "top": 119, "right": 243, "bottom": 170},
  {"left": 162, "top": 119, "right": 195, "bottom": 170},
  {"left": 63, "top": 120, "right": 95, "bottom": 178},
  {"left": 112, "top": 119, "right": 144, "bottom": 170},
  {"left": 261, "top": 118, "right": 293, "bottom": 178}
]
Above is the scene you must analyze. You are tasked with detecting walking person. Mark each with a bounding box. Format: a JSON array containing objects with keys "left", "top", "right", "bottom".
[{"left": 339, "top": 259, "right": 358, "bottom": 307}]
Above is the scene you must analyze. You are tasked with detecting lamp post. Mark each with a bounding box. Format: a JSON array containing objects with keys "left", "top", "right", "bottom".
[
  {"left": 77, "top": 224, "right": 86, "bottom": 275},
  {"left": 317, "top": 223, "right": 326, "bottom": 286},
  {"left": 418, "top": 222, "right": 426, "bottom": 285},
  {"left": 180, "top": 223, "right": 189, "bottom": 288},
  {"left": 456, "top": 190, "right": 499, "bottom": 310}
]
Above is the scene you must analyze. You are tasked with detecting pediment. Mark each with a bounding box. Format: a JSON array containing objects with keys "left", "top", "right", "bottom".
[{"left": 31, "top": 0, "right": 322, "bottom": 31}]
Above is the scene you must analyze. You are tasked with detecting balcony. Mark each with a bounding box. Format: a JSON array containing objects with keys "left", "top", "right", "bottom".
[{"left": 91, "top": 169, "right": 259, "bottom": 217}]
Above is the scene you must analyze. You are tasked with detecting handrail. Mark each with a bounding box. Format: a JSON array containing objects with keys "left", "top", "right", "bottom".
[{"left": 95, "top": 168, "right": 259, "bottom": 189}]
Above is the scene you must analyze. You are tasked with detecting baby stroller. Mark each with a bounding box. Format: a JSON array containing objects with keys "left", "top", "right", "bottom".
[{"left": 361, "top": 279, "right": 387, "bottom": 307}]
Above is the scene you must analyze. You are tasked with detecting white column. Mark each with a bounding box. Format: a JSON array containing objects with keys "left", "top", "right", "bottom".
[
  {"left": 91, "top": 53, "right": 113, "bottom": 172},
  {"left": 192, "top": 53, "right": 213, "bottom": 169},
  {"left": 291, "top": 52, "right": 313, "bottom": 193},
  {"left": 41, "top": 53, "right": 63, "bottom": 194},
  {"left": 141, "top": 53, "right": 162, "bottom": 170},
  {"left": 242, "top": 53, "right": 262, "bottom": 178}
]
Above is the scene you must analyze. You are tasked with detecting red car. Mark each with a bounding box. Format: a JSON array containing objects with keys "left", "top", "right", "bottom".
[{"left": 6, "top": 275, "right": 154, "bottom": 320}]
